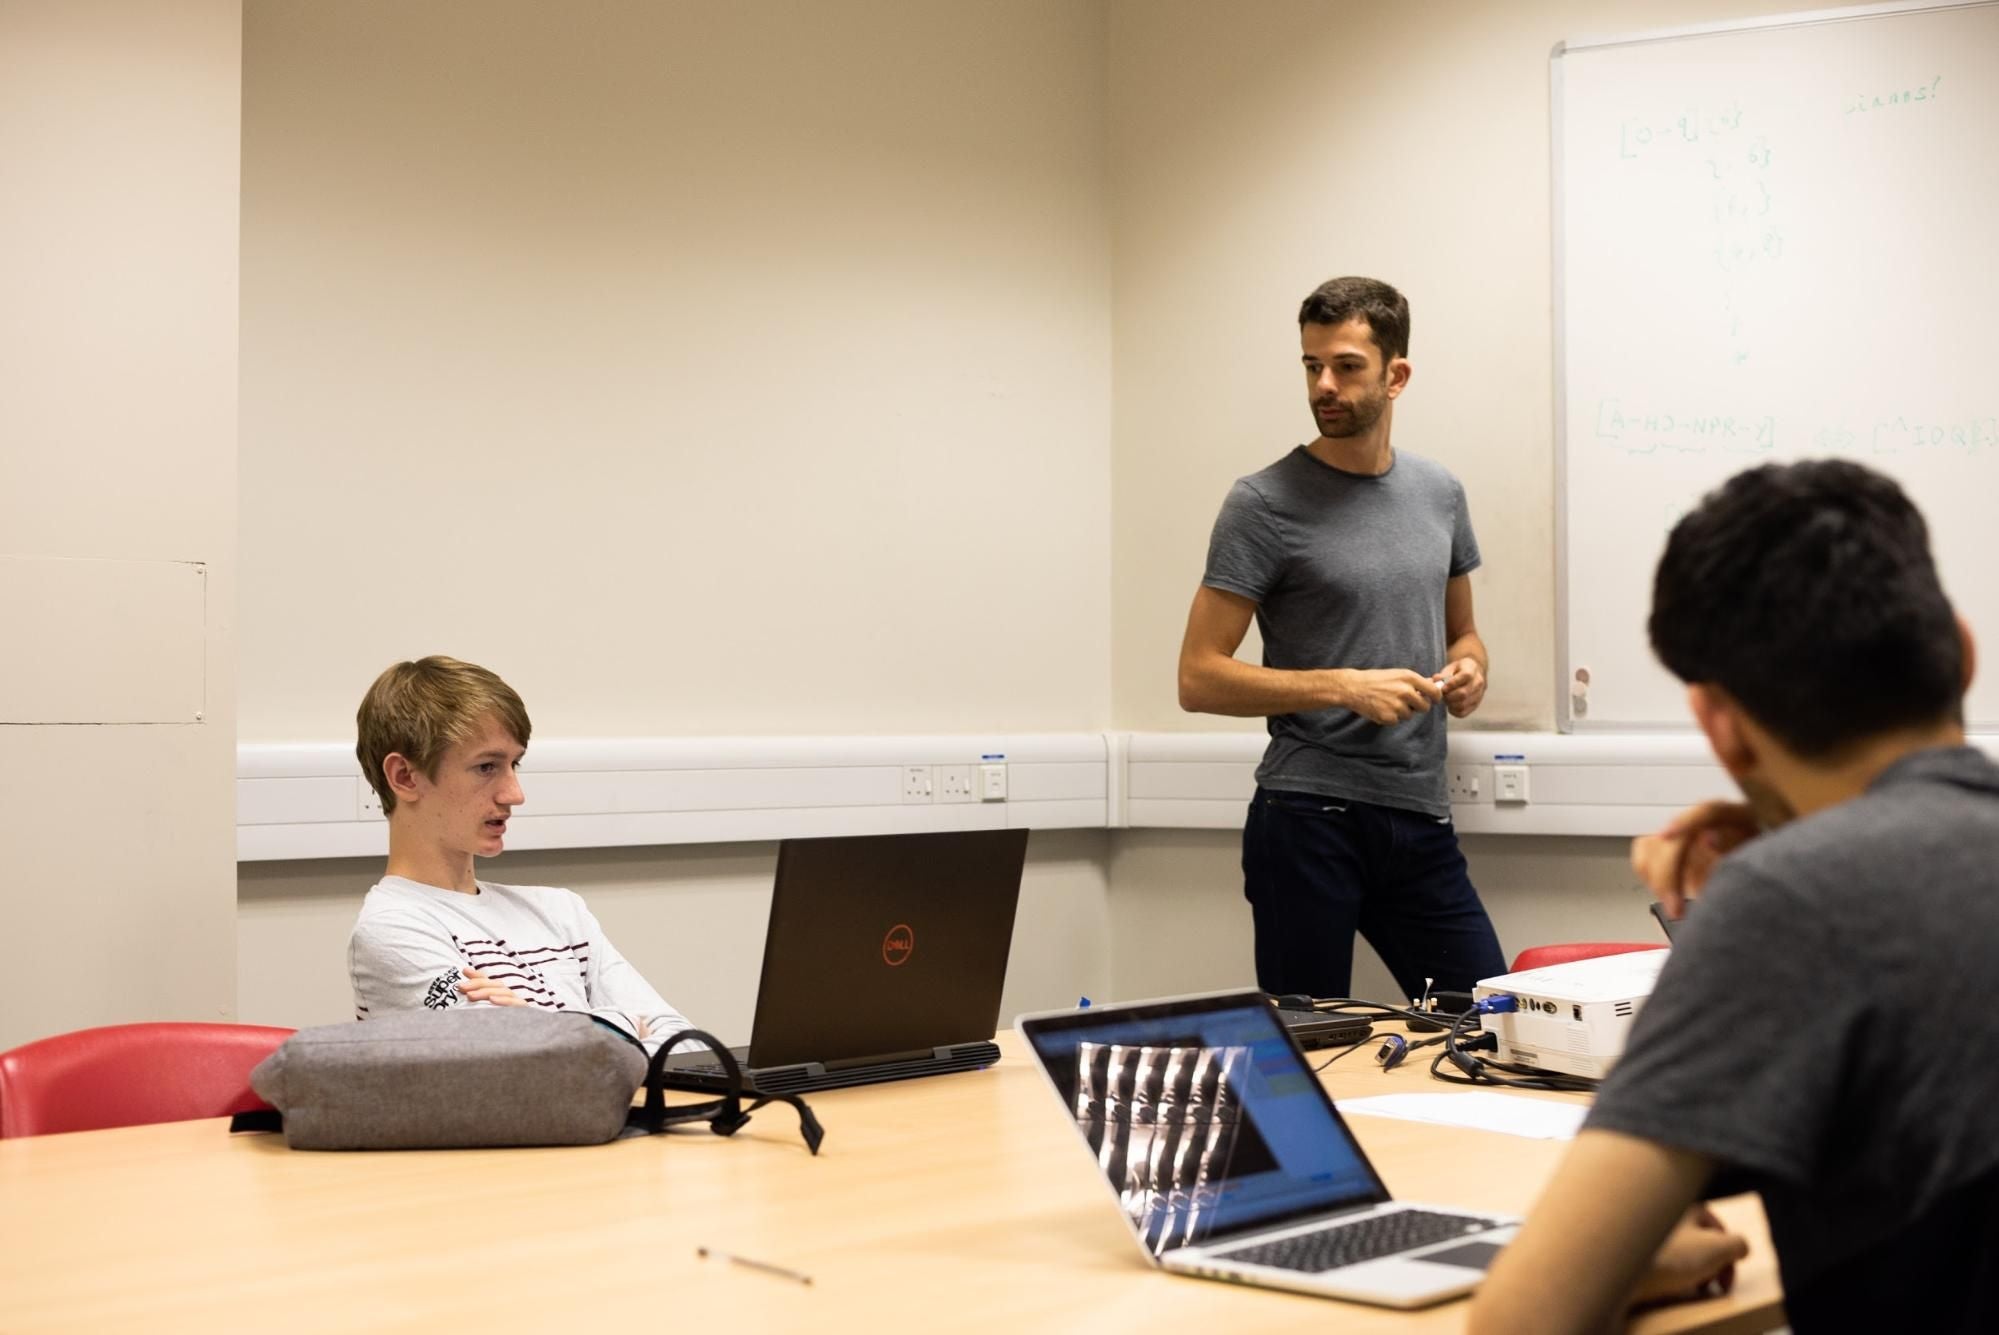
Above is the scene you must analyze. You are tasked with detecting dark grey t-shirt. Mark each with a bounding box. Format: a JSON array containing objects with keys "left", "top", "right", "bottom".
[
  {"left": 1588, "top": 746, "right": 1999, "bottom": 1333},
  {"left": 1201, "top": 446, "right": 1480, "bottom": 817}
]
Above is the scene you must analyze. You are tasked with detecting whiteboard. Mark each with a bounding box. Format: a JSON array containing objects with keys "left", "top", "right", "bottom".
[{"left": 1554, "top": 1, "right": 1999, "bottom": 729}]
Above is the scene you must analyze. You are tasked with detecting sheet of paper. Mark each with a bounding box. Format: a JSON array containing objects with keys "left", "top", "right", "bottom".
[{"left": 1335, "top": 1092, "right": 1589, "bottom": 1141}]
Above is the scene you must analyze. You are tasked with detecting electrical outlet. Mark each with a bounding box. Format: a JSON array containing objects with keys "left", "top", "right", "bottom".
[
  {"left": 979, "top": 763, "right": 1007, "bottom": 801},
  {"left": 902, "top": 765, "right": 934, "bottom": 802},
  {"left": 1446, "top": 764, "right": 1491, "bottom": 804},
  {"left": 937, "top": 764, "right": 976, "bottom": 803},
  {"left": 1494, "top": 763, "right": 1530, "bottom": 804}
]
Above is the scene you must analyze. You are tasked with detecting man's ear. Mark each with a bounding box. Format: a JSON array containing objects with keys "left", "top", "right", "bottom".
[
  {"left": 382, "top": 753, "right": 424, "bottom": 805},
  {"left": 1687, "top": 684, "right": 1757, "bottom": 776},
  {"left": 1959, "top": 614, "right": 1977, "bottom": 695},
  {"left": 1385, "top": 356, "right": 1412, "bottom": 399}
]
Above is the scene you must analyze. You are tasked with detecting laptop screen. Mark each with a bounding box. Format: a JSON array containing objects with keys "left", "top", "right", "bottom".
[{"left": 1021, "top": 993, "right": 1390, "bottom": 1255}]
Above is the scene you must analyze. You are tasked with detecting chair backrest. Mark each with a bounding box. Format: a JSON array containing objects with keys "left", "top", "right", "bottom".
[
  {"left": 0, "top": 1022, "right": 295, "bottom": 1138},
  {"left": 1508, "top": 942, "right": 1666, "bottom": 974}
]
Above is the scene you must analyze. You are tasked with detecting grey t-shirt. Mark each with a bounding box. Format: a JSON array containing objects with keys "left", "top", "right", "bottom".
[
  {"left": 1587, "top": 746, "right": 1999, "bottom": 1333},
  {"left": 1201, "top": 446, "right": 1480, "bottom": 816}
]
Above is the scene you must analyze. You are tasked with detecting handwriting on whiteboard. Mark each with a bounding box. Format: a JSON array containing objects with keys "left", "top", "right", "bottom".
[
  {"left": 1592, "top": 400, "right": 1998, "bottom": 459},
  {"left": 1844, "top": 75, "right": 1943, "bottom": 114}
]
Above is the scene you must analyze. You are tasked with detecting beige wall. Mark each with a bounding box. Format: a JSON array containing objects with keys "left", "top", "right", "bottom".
[
  {"left": 1109, "top": 830, "right": 1666, "bottom": 1005},
  {"left": 235, "top": 0, "right": 1117, "bottom": 1026},
  {"left": 239, "top": 0, "right": 1112, "bottom": 744},
  {"left": 238, "top": 832, "right": 1112, "bottom": 1038},
  {"left": 0, "top": 0, "right": 241, "bottom": 1048},
  {"left": 231, "top": 0, "right": 1818, "bottom": 1029},
  {"left": 1098, "top": 0, "right": 1828, "bottom": 981},
  {"left": 1107, "top": 0, "right": 1834, "bottom": 735}
]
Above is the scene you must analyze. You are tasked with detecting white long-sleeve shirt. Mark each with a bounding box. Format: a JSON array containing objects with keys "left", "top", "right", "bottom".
[{"left": 348, "top": 876, "right": 691, "bottom": 1052}]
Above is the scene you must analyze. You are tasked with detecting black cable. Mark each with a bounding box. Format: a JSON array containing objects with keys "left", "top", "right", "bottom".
[
  {"left": 1312, "top": 1032, "right": 1375, "bottom": 1073},
  {"left": 1299, "top": 996, "right": 1461, "bottom": 1029},
  {"left": 1295, "top": 992, "right": 1603, "bottom": 1092},
  {"left": 1428, "top": 1006, "right": 1601, "bottom": 1093},
  {"left": 1430, "top": 1046, "right": 1598, "bottom": 1092}
]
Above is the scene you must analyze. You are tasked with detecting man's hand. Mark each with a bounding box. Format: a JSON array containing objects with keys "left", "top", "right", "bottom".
[
  {"left": 457, "top": 967, "right": 525, "bottom": 1006},
  {"left": 1335, "top": 669, "right": 1443, "bottom": 725},
  {"left": 1434, "top": 657, "right": 1486, "bottom": 718},
  {"left": 1629, "top": 1206, "right": 1748, "bottom": 1308},
  {"left": 1631, "top": 800, "right": 1760, "bottom": 919},
  {"left": 1468, "top": 1131, "right": 1718, "bottom": 1335}
]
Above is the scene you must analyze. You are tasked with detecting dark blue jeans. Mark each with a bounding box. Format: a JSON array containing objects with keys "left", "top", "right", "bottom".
[{"left": 1243, "top": 787, "right": 1506, "bottom": 1002}]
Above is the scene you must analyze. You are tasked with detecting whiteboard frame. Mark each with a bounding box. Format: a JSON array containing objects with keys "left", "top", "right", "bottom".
[{"left": 1549, "top": 0, "right": 1999, "bottom": 731}]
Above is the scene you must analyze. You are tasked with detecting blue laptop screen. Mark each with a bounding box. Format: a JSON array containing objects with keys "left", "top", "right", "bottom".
[{"left": 1023, "top": 996, "right": 1387, "bottom": 1253}]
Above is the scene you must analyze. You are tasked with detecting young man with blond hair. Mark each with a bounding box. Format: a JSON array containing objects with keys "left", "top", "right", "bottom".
[{"left": 349, "top": 655, "right": 690, "bottom": 1049}]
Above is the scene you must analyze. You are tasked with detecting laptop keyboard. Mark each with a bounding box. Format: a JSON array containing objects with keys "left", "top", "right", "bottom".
[{"left": 1212, "top": 1209, "right": 1499, "bottom": 1273}]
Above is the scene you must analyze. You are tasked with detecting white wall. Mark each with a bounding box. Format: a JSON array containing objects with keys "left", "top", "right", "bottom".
[{"left": 0, "top": 0, "right": 241, "bottom": 1048}]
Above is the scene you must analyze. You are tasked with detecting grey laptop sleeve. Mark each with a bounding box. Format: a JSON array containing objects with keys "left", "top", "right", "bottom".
[{"left": 248, "top": 1009, "right": 646, "bottom": 1149}]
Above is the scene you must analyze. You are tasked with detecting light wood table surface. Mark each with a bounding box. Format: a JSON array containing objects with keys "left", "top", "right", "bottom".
[{"left": 0, "top": 1026, "right": 1782, "bottom": 1333}]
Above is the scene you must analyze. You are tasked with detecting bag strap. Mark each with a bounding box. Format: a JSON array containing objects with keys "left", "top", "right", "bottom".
[{"left": 630, "top": 1027, "right": 824, "bottom": 1155}]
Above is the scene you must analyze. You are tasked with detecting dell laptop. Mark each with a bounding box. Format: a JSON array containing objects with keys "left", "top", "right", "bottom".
[
  {"left": 667, "top": 827, "right": 1029, "bottom": 1094},
  {"left": 1272, "top": 1004, "right": 1373, "bottom": 1051},
  {"left": 1018, "top": 990, "right": 1519, "bottom": 1309}
]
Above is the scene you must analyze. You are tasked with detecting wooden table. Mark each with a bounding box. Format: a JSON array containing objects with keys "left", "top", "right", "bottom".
[{"left": 0, "top": 1029, "right": 1782, "bottom": 1333}]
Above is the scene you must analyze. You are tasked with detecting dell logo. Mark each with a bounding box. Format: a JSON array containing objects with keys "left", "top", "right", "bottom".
[{"left": 882, "top": 924, "right": 914, "bottom": 966}]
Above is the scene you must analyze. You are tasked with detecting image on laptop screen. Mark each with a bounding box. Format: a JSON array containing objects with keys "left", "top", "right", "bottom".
[{"left": 1023, "top": 997, "right": 1389, "bottom": 1254}]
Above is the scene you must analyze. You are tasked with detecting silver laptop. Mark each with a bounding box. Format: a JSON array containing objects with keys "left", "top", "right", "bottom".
[{"left": 1018, "top": 989, "right": 1519, "bottom": 1309}]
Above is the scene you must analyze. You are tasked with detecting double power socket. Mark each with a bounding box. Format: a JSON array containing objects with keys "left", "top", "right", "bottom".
[{"left": 902, "top": 763, "right": 1008, "bottom": 804}]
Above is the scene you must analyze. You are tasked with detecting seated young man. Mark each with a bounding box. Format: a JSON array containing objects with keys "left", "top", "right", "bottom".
[
  {"left": 349, "top": 655, "right": 691, "bottom": 1051},
  {"left": 1471, "top": 461, "right": 1999, "bottom": 1334}
]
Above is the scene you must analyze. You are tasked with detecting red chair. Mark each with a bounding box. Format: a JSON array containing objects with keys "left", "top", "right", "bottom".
[
  {"left": 1508, "top": 942, "right": 1666, "bottom": 973},
  {"left": 0, "top": 1022, "right": 294, "bottom": 1138}
]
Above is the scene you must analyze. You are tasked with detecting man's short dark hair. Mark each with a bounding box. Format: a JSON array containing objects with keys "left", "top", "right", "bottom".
[
  {"left": 1649, "top": 460, "right": 1962, "bottom": 758},
  {"left": 1297, "top": 276, "right": 1410, "bottom": 362}
]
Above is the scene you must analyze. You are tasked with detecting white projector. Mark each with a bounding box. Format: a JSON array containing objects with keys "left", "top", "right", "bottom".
[{"left": 1473, "top": 950, "right": 1668, "bottom": 1079}]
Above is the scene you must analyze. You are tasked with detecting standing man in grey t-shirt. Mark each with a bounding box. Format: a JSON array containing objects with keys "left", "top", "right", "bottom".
[{"left": 1177, "top": 276, "right": 1505, "bottom": 1001}]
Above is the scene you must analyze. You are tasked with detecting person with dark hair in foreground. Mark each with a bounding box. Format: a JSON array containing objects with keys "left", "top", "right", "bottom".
[
  {"left": 1177, "top": 277, "right": 1506, "bottom": 1004},
  {"left": 1471, "top": 460, "right": 1999, "bottom": 1334}
]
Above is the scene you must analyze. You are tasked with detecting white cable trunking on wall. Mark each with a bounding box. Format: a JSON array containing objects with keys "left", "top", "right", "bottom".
[
  {"left": 241, "top": 730, "right": 1999, "bottom": 859},
  {"left": 237, "top": 734, "right": 1107, "bottom": 861}
]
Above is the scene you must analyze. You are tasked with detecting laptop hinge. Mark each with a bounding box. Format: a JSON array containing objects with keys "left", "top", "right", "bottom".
[{"left": 821, "top": 1046, "right": 936, "bottom": 1071}]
